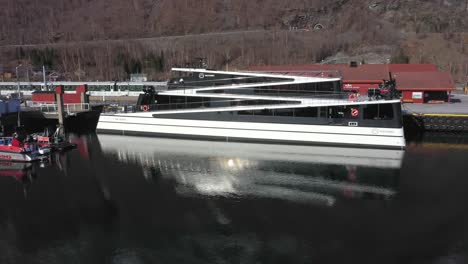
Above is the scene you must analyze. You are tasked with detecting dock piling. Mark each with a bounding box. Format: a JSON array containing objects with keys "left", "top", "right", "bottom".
[{"left": 55, "top": 86, "right": 65, "bottom": 127}]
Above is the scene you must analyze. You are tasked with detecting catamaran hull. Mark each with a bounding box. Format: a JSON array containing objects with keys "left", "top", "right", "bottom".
[{"left": 97, "top": 115, "right": 406, "bottom": 149}]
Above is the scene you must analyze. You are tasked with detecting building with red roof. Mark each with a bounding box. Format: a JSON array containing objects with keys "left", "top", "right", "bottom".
[
  {"left": 393, "top": 71, "right": 456, "bottom": 103},
  {"left": 339, "top": 64, "right": 390, "bottom": 94},
  {"left": 388, "top": 64, "right": 438, "bottom": 73},
  {"left": 249, "top": 63, "right": 454, "bottom": 103},
  {"left": 249, "top": 63, "right": 390, "bottom": 94}
]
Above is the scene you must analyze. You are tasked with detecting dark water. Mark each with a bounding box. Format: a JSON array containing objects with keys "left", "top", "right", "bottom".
[{"left": 1, "top": 134, "right": 468, "bottom": 264}]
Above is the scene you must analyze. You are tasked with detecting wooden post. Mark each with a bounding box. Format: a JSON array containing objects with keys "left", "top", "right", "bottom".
[
  {"left": 55, "top": 86, "right": 65, "bottom": 127},
  {"left": 77, "top": 84, "right": 89, "bottom": 111},
  {"left": 77, "top": 84, "right": 89, "bottom": 104}
]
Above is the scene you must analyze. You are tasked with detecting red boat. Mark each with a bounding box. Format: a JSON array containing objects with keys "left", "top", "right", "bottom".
[
  {"left": 0, "top": 137, "right": 50, "bottom": 162},
  {"left": 35, "top": 126, "right": 77, "bottom": 152}
]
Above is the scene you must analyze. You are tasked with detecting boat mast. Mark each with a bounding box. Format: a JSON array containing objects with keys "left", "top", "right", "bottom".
[{"left": 43, "top": 65, "right": 47, "bottom": 91}]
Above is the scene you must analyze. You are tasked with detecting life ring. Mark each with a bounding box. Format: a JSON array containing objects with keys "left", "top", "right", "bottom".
[
  {"left": 141, "top": 105, "right": 149, "bottom": 112},
  {"left": 348, "top": 93, "right": 358, "bottom": 101}
]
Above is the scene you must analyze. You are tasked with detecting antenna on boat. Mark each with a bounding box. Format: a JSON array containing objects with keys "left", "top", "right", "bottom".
[
  {"left": 42, "top": 65, "right": 47, "bottom": 91},
  {"left": 16, "top": 99, "right": 22, "bottom": 128},
  {"left": 17, "top": 110, "right": 21, "bottom": 128}
]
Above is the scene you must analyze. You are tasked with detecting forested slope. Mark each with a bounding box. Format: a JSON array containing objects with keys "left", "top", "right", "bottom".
[{"left": 0, "top": 0, "right": 467, "bottom": 81}]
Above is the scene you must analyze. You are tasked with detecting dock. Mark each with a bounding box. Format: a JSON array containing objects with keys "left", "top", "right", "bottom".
[
  {"left": 403, "top": 94, "right": 468, "bottom": 132},
  {"left": 1, "top": 80, "right": 466, "bottom": 133}
]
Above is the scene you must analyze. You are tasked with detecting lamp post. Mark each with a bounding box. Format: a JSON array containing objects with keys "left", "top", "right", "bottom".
[{"left": 15, "top": 64, "right": 22, "bottom": 94}]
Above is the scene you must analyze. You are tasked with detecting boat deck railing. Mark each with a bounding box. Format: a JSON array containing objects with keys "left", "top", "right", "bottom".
[
  {"left": 0, "top": 137, "right": 13, "bottom": 145},
  {"left": 102, "top": 92, "right": 386, "bottom": 114},
  {"left": 103, "top": 98, "right": 300, "bottom": 114},
  {"left": 24, "top": 102, "right": 91, "bottom": 114},
  {"left": 171, "top": 86, "right": 349, "bottom": 95}
]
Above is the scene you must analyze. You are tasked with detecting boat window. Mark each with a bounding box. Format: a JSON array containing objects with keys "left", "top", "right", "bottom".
[
  {"left": 186, "top": 97, "right": 203, "bottom": 108},
  {"left": 203, "top": 97, "right": 211, "bottom": 107},
  {"left": 319, "top": 107, "right": 328, "bottom": 118},
  {"left": 363, "top": 104, "right": 394, "bottom": 120},
  {"left": 328, "top": 106, "right": 346, "bottom": 118},
  {"left": 294, "top": 107, "right": 318, "bottom": 117},
  {"left": 316, "top": 82, "right": 337, "bottom": 93},
  {"left": 173, "top": 97, "right": 185, "bottom": 104},
  {"left": 253, "top": 109, "right": 274, "bottom": 116},
  {"left": 274, "top": 109, "right": 294, "bottom": 117},
  {"left": 238, "top": 110, "right": 254, "bottom": 115}
]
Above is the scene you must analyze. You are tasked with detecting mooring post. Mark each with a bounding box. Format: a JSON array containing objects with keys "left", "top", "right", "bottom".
[
  {"left": 55, "top": 85, "right": 65, "bottom": 127},
  {"left": 77, "top": 84, "right": 89, "bottom": 109}
]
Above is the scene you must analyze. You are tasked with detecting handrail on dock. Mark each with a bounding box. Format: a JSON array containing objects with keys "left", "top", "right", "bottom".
[{"left": 24, "top": 102, "right": 90, "bottom": 114}]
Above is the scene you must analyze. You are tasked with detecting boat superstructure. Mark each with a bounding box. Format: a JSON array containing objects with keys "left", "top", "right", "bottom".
[{"left": 97, "top": 68, "right": 405, "bottom": 149}]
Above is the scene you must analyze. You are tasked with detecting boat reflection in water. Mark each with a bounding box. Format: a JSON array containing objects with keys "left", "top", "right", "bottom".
[
  {"left": 0, "top": 161, "right": 36, "bottom": 182},
  {"left": 2, "top": 134, "right": 468, "bottom": 263},
  {"left": 98, "top": 135, "right": 403, "bottom": 206}
]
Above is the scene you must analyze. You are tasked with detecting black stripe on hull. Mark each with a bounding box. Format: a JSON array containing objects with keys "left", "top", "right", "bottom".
[{"left": 97, "top": 129, "right": 405, "bottom": 150}]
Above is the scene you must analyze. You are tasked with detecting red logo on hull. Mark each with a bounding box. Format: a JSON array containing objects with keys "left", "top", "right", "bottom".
[{"left": 0, "top": 155, "right": 12, "bottom": 160}]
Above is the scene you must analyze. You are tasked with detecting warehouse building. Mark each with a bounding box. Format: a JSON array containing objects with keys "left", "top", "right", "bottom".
[
  {"left": 249, "top": 63, "right": 455, "bottom": 104},
  {"left": 392, "top": 71, "right": 456, "bottom": 103}
]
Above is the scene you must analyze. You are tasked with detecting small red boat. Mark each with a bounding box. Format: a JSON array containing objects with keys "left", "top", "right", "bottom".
[
  {"left": 36, "top": 135, "right": 76, "bottom": 151},
  {"left": 0, "top": 137, "right": 50, "bottom": 162}
]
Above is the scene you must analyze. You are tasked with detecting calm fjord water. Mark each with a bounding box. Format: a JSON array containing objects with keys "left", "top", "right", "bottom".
[{"left": 1, "top": 134, "right": 468, "bottom": 264}]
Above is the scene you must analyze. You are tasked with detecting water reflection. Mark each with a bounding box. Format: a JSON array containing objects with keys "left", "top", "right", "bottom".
[
  {"left": 98, "top": 135, "right": 402, "bottom": 205},
  {"left": 1, "top": 134, "right": 468, "bottom": 263},
  {"left": 0, "top": 162, "right": 35, "bottom": 182}
]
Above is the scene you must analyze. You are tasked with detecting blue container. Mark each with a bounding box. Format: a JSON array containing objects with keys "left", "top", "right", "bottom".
[
  {"left": 0, "top": 101, "right": 7, "bottom": 114},
  {"left": 7, "top": 99, "right": 21, "bottom": 113}
]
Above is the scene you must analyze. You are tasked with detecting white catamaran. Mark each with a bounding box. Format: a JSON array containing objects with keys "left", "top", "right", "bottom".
[{"left": 97, "top": 68, "right": 405, "bottom": 149}]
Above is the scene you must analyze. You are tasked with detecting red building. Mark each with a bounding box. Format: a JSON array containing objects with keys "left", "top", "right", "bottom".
[
  {"left": 339, "top": 64, "right": 390, "bottom": 94},
  {"left": 393, "top": 71, "right": 456, "bottom": 103},
  {"left": 249, "top": 63, "right": 455, "bottom": 103},
  {"left": 388, "top": 64, "right": 438, "bottom": 73},
  {"left": 249, "top": 64, "right": 390, "bottom": 94},
  {"left": 32, "top": 85, "right": 89, "bottom": 104}
]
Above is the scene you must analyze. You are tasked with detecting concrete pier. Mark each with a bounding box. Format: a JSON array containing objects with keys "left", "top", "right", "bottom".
[
  {"left": 403, "top": 94, "right": 468, "bottom": 115},
  {"left": 403, "top": 94, "right": 468, "bottom": 132}
]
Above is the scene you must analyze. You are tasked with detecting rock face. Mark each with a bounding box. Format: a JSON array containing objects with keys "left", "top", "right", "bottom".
[{"left": 0, "top": 0, "right": 467, "bottom": 81}]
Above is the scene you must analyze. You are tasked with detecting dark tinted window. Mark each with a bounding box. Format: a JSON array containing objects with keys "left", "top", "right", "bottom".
[
  {"left": 363, "top": 104, "right": 394, "bottom": 120},
  {"left": 238, "top": 110, "right": 254, "bottom": 115},
  {"left": 204, "top": 80, "right": 341, "bottom": 95},
  {"left": 328, "top": 106, "right": 346, "bottom": 118},
  {"left": 319, "top": 107, "right": 328, "bottom": 118},
  {"left": 274, "top": 109, "right": 294, "bottom": 116},
  {"left": 254, "top": 109, "right": 274, "bottom": 116},
  {"left": 295, "top": 107, "right": 318, "bottom": 117}
]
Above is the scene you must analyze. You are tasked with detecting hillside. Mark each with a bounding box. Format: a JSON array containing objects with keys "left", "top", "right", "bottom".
[{"left": 1, "top": 0, "right": 468, "bottom": 82}]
